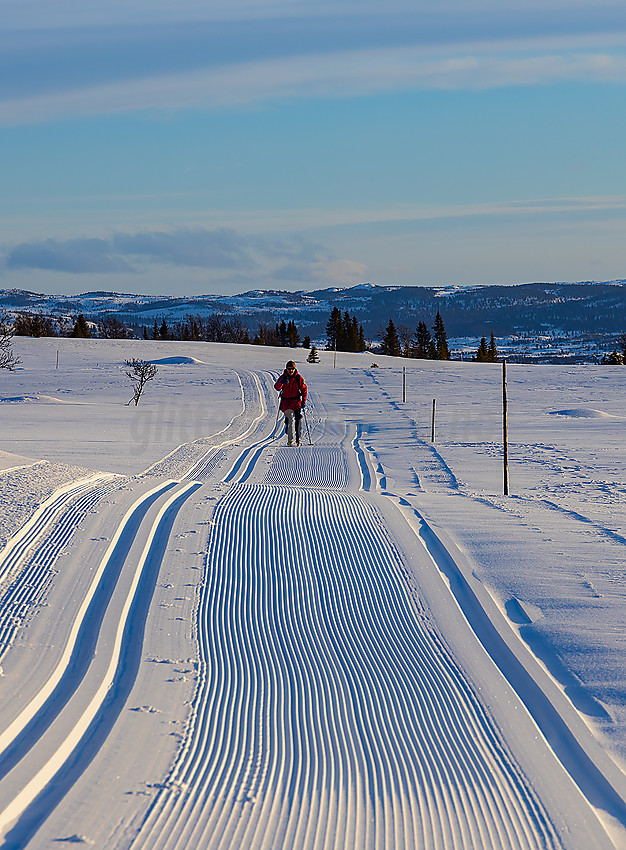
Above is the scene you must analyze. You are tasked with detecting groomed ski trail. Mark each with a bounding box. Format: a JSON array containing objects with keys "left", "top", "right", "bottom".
[
  {"left": 130, "top": 439, "right": 567, "bottom": 850},
  {"left": 0, "top": 365, "right": 278, "bottom": 847}
]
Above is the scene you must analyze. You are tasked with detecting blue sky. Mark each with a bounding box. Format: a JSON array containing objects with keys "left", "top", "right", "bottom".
[{"left": 1, "top": 0, "right": 626, "bottom": 295}]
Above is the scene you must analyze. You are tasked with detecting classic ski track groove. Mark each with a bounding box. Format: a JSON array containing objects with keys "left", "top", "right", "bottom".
[
  {"left": 0, "top": 481, "right": 199, "bottom": 841},
  {"left": 132, "top": 438, "right": 562, "bottom": 850},
  {"left": 0, "top": 364, "right": 272, "bottom": 843},
  {"left": 183, "top": 371, "right": 272, "bottom": 483},
  {"left": 0, "top": 476, "right": 119, "bottom": 660},
  {"left": 0, "top": 479, "right": 179, "bottom": 765}
]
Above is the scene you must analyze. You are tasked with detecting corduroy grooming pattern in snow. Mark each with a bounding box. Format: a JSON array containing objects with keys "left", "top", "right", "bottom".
[
  {"left": 0, "top": 478, "right": 118, "bottom": 659},
  {"left": 133, "top": 483, "right": 561, "bottom": 850},
  {"left": 263, "top": 446, "right": 349, "bottom": 489}
]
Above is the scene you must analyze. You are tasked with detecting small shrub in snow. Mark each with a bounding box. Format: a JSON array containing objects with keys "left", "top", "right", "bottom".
[
  {"left": 125, "top": 358, "right": 158, "bottom": 406},
  {"left": 0, "top": 314, "right": 20, "bottom": 371}
]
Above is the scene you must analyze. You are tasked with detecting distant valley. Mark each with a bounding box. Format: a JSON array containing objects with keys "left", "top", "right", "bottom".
[{"left": 2, "top": 279, "right": 625, "bottom": 363}]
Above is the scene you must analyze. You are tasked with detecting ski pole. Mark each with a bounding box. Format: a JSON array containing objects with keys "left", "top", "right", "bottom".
[
  {"left": 271, "top": 392, "right": 283, "bottom": 439},
  {"left": 302, "top": 407, "right": 312, "bottom": 445}
]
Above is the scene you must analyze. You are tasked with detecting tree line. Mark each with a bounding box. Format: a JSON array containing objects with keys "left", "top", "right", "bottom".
[
  {"left": 380, "top": 311, "right": 453, "bottom": 359},
  {"left": 11, "top": 311, "right": 311, "bottom": 349},
  {"left": 380, "top": 312, "right": 500, "bottom": 361},
  {"left": 145, "top": 315, "right": 311, "bottom": 348},
  {"left": 7, "top": 306, "right": 626, "bottom": 365}
]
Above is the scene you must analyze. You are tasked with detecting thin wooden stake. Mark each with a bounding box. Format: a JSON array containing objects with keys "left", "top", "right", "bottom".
[
  {"left": 431, "top": 398, "right": 436, "bottom": 442},
  {"left": 402, "top": 367, "right": 406, "bottom": 403},
  {"left": 503, "top": 360, "right": 509, "bottom": 496},
  {"left": 56, "top": 350, "right": 59, "bottom": 370}
]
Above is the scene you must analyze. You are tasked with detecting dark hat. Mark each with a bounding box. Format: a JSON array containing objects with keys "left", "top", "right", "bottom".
[{"left": 285, "top": 360, "right": 296, "bottom": 369}]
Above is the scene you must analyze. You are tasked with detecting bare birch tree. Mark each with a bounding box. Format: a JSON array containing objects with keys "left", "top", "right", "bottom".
[{"left": 0, "top": 314, "right": 20, "bottom": 371}]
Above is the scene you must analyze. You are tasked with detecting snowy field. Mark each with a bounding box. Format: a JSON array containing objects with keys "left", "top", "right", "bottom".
[{"left": 0, "top": 336, "right": 625, "bottom": 849}]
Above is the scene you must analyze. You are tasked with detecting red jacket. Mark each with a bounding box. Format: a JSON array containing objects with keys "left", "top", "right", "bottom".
[{"left": 275, "top": 370, "right": 307, "bottom": 412}]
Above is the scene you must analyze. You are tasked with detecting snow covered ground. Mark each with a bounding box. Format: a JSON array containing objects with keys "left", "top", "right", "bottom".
[{"left": 0, "top": 337, "right": 625, "bottom": 849}]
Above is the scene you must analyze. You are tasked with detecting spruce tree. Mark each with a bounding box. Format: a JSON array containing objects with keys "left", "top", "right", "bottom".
[
  {"left": 381, "top": 319, "right": 402, "bottom": 356},
  {"left": 475, "top": 336, "right": 489, "bottom": 362},
  {"left": 71, "top": 314, "right": 91, "bottom": 338},
  {"left": 358, "top": 325, "right": 366, "bottom": 352},
  {"left": 325, "top": 307, "right": 343, "bottom": 350},
  {"left": 487, "top": 331, "right": 498, "bottom": 362},
  {"left": 349, "top": 316, "right": 359, "bottom": 351},
  {"left": 286, "top": 320, "right": 300, "bottom": 347},
  {"left": 413, "top": 321, "right": 435, "bottom": 359},
  {"left": 432, "top": 311, "right": 450, "bottom": 360},
  {"left": 307, "top": 346, "right": 320, "bottom": 363}
]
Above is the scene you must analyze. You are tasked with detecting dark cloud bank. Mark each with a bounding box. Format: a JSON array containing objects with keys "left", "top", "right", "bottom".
[
  {"left": 4, "top": 228, "right": 260, "bottom": 274},
  {"left": 2, "top": 228, "right": 342, "bottom": 286}
]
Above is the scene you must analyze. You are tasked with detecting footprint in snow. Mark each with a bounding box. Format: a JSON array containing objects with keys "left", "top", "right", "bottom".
[{"left": 505, "top": 597, "right": 544, "bottom": 625}]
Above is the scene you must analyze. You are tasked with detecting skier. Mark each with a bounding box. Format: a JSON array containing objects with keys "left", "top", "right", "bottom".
[{"left": 274, "top": 360, "right": 307, "bottom": 446}]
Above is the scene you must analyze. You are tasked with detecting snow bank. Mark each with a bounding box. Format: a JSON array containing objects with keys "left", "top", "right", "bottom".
[
  {"left": 0, "top": 395, "right": 74, "bottom": 405},
  {"left": 147, "top": 356, "right": 207, "bottom": 365},
  {"left": 549, "top": 408, "right": 616, "bottom": 418}
]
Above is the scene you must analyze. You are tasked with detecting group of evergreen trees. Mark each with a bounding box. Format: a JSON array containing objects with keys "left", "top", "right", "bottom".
[
  {"left": 146, "top": 314, "right": 251, "bottom": 344},
  {"left": 474, "top": 331, "right": 499, "bottom": 362},
  {"left": 13, "top": 312, "right": 95, "bottom": 338},
  {"left": 252, "top": 319, "right": 310, "bottom": 348},
  {"left": 601, "top": 333, "right": 626, "bottom": 364},
  {"left": 380, "top": 312, "right": 501, "bottom": 362},
  {"left": 380, "top": 311, "right": 451, "bottom": 360},
  {"left": 145, "top": 314, "right": 309, "bottom": 348},
  {"left": 325, "top": 308, "right": 366, "bottom": 352}
]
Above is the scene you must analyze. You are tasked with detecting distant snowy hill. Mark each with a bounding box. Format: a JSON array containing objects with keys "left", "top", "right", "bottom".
[{"left": 1, "top": 280, "right": 625, "bottom": 339}]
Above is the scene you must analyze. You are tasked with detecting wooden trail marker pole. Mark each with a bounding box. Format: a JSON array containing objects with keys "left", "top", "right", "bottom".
[
  {"left": 402, "top": 367, "right": 406, "bottom": 403},
  {"left": 431, "top": 399, "right": 436, "bottom": 442},
  {"left": 56, "top": 350, "right": 59, "bottom": 370},
  {"left": 503, "top": 360, "right": 509, "bottom": 496}
]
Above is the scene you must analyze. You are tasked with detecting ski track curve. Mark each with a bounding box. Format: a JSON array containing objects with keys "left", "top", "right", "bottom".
[
  {"left": 131, "top": 443, "right": 562, "bottom": 850},
  {"left": 0, "top": 365, "right": 278, "bottom": 846},
  {"left": 0, "top": 481, "right": 201, "bottom": 846},
  {"left": 0, "top": 480, "right": 179, "bottom": 773},
  {"left": 0, "top": 477, "right": 119, "bottom": 660}
]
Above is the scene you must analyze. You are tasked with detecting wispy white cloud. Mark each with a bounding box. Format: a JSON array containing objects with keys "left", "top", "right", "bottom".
[
  {"left": 2, "top": 35, "right": 626, "bottom": 125},
  {"left": 3, "top": 195, "right": 626, "bottom": 245}
]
